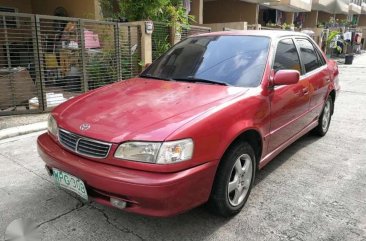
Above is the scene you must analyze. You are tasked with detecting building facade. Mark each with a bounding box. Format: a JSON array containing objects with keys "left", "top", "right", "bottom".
[
  {"left": 0, "top": 0, "right": 102, "bottom": 19},
  {"left": 189, "top": 0, "right": 366, "bottom": 27}
]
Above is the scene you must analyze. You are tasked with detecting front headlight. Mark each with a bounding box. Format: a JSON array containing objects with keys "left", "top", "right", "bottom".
[
  {"left": 47, "top": 114, "right": 58, "bottom": 137},
  {"left": 114, "top": 142, "right": 162, "bottom": 163},
  {"left": 114, "top": 139, "right": 194, "bottom": 164},
  {"left": 156, "top": 139, "right": 194, "bottom": 164}
]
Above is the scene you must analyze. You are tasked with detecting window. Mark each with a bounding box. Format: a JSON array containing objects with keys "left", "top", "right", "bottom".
[
  {"left": 0, "top": 6, "right": 18, "bottom": 29},
  {"left": 314, "top": 46, "right": 326, "bottom": 66},
  {"left": 273, "top": 39, "right": 301, "bottom": 73},
  {"left": 296, "top": 39, "right": 321, "bottom": 73},
  {"left": 142, "top": 35, "right": 270, "bottom": 87}
]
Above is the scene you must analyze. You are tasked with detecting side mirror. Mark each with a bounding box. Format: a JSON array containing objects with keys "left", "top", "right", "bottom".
[{"left": 273, "top": 70, "right": 300, "bottom": 86}]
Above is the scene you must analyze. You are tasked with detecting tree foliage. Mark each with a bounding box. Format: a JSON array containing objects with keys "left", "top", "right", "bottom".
[{"left": 99, "top": 0, "right": 194, "bottom": 25}]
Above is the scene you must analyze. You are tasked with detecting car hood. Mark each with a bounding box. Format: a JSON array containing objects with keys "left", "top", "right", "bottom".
[{"left": 55, "top": 78, "right": 248, "bottom": 143}]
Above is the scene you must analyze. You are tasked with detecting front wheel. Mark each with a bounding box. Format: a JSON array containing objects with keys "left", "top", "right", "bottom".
[
  {"left": 313, "top": 96, "right": 333, "bottom": 136},
  {"left": 208, "top": 142, "right": 256, "bottom": 217}
]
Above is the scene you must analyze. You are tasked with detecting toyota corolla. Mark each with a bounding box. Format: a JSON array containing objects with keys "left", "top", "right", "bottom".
[{"left": 37, "top": 31, "right": 340, "bottom": 217}]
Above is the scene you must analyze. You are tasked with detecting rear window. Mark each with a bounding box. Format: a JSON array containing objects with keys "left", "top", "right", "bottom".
[
  {"left": 273, "top": 38, "right": 302, "bottom": 73},
  {"left": 296, "top": 39, "right": 322, "bottom": 73},
  {"left": 142, "top": 35, "right": 270, "bottom": 87}
]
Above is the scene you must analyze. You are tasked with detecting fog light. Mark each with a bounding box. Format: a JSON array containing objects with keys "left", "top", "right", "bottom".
[{"left": 110, "top": 198, "right": 126, "bottom": 209}]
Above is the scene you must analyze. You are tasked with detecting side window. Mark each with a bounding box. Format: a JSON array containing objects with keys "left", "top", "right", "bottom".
[
  {"left": 273, "top": 39, "right": 301, "bottom": 73},
  {"left": 296, "top": 39, "right": 322, "bottom": 73},
  {"left": 315, "top": 48, "right": 326, "bottom": 66}
]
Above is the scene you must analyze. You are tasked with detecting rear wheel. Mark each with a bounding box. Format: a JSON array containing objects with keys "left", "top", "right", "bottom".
[
  {"left": 313, "top": 96, "right": 333, "bottom": 136},
  {"left": 208, "top": 142, "right": 255, "bottom": 217}
]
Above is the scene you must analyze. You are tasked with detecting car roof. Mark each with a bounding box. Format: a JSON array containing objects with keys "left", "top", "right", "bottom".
[{"left": 195, "top": 30, "right": 309, "bottom": 40}]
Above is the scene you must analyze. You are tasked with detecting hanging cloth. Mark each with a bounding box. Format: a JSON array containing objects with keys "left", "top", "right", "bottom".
[
  {"left": 183, "top": 0, "right": 191, "bottom": 15},
  {"left": 344, "top": 32, "right": 352, "bottom": 41}
]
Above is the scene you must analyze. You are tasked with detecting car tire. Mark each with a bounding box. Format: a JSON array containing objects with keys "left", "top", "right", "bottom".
[
  {"left": 313, "top": 96, "right": 333, "bottom": 136},
  {"left": 208, "top": 142, "right": 256, "bottom": 217}
]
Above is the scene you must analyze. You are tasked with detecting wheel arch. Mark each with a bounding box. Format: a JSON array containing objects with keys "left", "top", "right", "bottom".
[
  {"left": 220, "top": 129, "right": 263, "bottom": 169},
  {"left": 328, "top": 89, "right": 336, "bottom": 115}
]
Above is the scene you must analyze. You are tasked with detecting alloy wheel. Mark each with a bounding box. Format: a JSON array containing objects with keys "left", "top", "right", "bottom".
[
  {"left": 322, "top": 99, "right": 331, "bottom": 132},
  {"left": 227, "top": 154, "right": 253, "bottom": 207}
]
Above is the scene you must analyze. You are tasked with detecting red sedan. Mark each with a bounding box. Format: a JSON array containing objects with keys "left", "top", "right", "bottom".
[{"left": 37, "top": 31, "right": 340, "bottom": 217}]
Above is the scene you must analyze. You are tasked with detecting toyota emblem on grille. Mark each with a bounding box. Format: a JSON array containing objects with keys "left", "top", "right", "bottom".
[{"left": 80, "top": 123, "right": 90, "bottom": 131}]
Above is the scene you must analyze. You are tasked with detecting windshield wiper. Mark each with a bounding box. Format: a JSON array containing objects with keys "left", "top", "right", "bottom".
[
  {"left": 140, "top": 75, "right": 230, "bottom": 86},
  {"left": 171, "top": 77, "right": 230, "bottom": 86},
  {"left": 139, "top": 74, "right": 171, "bottom": 81}
]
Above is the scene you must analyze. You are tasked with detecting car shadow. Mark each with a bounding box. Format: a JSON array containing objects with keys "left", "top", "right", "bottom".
[
  {"left": 84, "top": 133, "right": 323, "bottom": 240},
  {"left": 254, "top": 133, "right": 321, "bottom": 186}
]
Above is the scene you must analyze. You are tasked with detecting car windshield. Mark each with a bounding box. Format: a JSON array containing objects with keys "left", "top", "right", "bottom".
[{"left": 141, "top": 35, "right": 270, "bottom": 87}]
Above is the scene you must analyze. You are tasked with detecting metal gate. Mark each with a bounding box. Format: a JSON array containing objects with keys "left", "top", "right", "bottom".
[
  {"left": 151, "top": 22, "right": 211, "bottom": 61},
  {"left": 151, "top": 22, "right": 171, "bottom": 61},
  {"left": 0, "top": 13, "right": 41, "bottom": 115},
  {"left": 0, "top": 12, "right": 141, "bottom": 115},
  {"left": 181, "top": 25, "right": 211, "bottom": 39}
]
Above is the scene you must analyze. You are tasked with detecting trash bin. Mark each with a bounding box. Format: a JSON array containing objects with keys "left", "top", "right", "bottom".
[{"left": 345, "top": 54, "right": 354, "bottom": 65}]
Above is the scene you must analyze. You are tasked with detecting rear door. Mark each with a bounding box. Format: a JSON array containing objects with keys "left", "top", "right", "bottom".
[
  {"left": 268, "top": 38, "right": 310, "bottom": 153},
  {"left": 294, "top": 38, "right": 330, "bottom": 121}
]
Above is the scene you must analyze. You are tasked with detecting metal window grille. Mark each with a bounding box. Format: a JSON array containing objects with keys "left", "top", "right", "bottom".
[
  {"left": 0, "top": 13, "right": 41, "bottom": 114},
  {"left": 181, "top": 25, "right": 211, "bottom": 40},
  {"left": 151, "top": 22, "right": 211, "bottom": 62},
  {"left": 118, "top": 23, "right": 141, "bottom": 80},
  {"left": 152, "top": 22, "right": 171, "bottom": 61},
  {"left": 82, "top": 20, "right": 119, "bottom": 90},
  {"left": 36, "top": 15, "right": 83, "bottom": 111},
  {"left": 223, "top": 27, "right": 239, "bottom": 31},
  {"left": 0, "top": 12, "right": 209, "bottom": 116},
  {"left": 0, "top": 12, "right": 143, "bottom": 116}
]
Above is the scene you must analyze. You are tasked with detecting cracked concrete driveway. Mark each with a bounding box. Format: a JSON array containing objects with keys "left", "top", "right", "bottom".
[{"left": 1, "top": 55, "right": 366, "bottom": 241}]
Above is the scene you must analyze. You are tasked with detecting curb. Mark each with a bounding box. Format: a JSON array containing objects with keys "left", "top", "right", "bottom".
[{"left": 0, "top": 122, "right": 47, "bottom": 140}]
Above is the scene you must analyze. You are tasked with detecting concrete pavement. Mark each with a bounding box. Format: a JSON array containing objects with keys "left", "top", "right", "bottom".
[
  {"left": 1, "top": 55, "right": 366, "bottom": 241},
  {"left": 0, "top": 113, "right": 48, "bottom": 130},
  {"left": 0, "top": 122, "right": 47, "bottom": 140},
  {"left": 0, "top": 113, "right": 48, "bottom": 140}
]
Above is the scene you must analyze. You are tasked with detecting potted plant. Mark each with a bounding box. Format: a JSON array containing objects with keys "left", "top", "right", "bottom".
[
  {"left": 334, "top": 32, "right": 354, "bottom": 65},
  {"left": 325, "top": 30, "right": 340, "bottom": 58}
]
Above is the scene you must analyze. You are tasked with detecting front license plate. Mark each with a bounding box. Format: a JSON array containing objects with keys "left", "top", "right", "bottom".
[{"left": 52, "top": 168, "right": 88, "bottom": 200}]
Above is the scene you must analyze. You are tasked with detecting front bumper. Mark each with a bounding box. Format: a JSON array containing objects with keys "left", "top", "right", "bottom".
[{"left": 37, "top": 133, "right": 217, "bottom": 217}]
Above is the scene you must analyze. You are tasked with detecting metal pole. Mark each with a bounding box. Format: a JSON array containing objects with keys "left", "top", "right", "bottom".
[
  {"left": 115, "top": 23, "right": 121, "bottom": 81},
  {"left": 3, "top": 15, "right": 11, "bottom": 68},
  {"left": 34, "top": 15, "right": 47, "bottom": 111},
  {"left": 79, "top": 19, "right": 88, "bottom": 92},
  {"left": 2, "top": 15, "right": 16, "bottom": 108},
  {"left": 30, "top": 15, "right": 43, "bottom": 113},
  {"left": 128, "top": 26, "right": 132, "bottom": 77}
]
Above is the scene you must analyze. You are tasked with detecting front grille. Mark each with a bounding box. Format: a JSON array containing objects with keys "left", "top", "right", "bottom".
[
  {"left": 58, "top": 129, "right": 111, "bottom": 158},
  {"left": 59, "top": 130, "right": 78, "bottom": 150}
]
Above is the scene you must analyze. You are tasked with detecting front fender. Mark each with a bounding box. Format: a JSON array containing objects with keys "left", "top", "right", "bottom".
[{"left": 167, "top": 94, "right": 270, "bottom": 169}]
